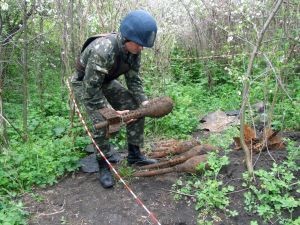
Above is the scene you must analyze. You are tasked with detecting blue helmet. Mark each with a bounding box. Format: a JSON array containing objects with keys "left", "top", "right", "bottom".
[{"left": 120, "top": 10, "right": 157, "bottom": 48}]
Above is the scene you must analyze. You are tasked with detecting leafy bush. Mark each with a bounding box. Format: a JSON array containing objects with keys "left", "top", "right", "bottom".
[
  {"left": 0, "top": 198, "right": 27, "bottom": 225},
  {"left": 0, "top": 136, "right": 82, "bottom": 194},
  {"left": 243, "top": 140, "right": 300, "bottom": 224},
  {"left": 170, "top": 48, "right": 229, "bottom": 86},
  {"left": 203, "top": 127, "right": 239, "bottom": 150},
  {"left": 1, "top": 95, "right": 85, "bottom": 223},
  {"left": 145, "top": 80, "right": 241, "bottom": 139},
  {"left": 172, "top": 151, "right": 237, "bottom": 224}
]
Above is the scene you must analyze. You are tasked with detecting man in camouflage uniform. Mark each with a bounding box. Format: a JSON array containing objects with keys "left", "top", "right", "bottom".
[{"left": 71, "top": 10, "right": 158, "bottom": 188}]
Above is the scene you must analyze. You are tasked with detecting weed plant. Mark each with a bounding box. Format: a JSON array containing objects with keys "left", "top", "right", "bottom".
[
  {"left": 172, "top": 150, "right": 237, "bottom": 224},
  {"left": 0, "top": 198, "right": 27, "bottom": 225},
  {"left": 243, "top": 140, "right": 300, "bottom": 225},
  {"left": 1, "top": 68, "right": 88, "bottom": 223},
  {"left": 165, "top": 49, "right": 299, "bottom": 224}
]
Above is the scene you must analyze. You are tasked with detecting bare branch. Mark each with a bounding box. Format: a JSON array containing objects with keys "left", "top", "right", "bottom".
[
  {"left": 1, "top": 3, "right": 36, "bottom": 45},
  {"left": 0, "top": 113, "right": 23, "bottom": 139},
  {"left": 0, "top": 11, "right": 3, "bottom": 36},
  {"left": 240, "top": 0, "right": 284, "bottom": 175}
]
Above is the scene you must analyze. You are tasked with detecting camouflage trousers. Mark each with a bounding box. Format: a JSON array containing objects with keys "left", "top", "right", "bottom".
[{"left": 71, "top": 76, "right": 144, "bottom": 157}]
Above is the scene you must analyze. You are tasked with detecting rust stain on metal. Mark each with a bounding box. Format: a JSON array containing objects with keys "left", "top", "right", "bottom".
[
  {"left": 94, "top": 96, "right": 174, "bottom": 134},
  {"left": 150, "top": 139, "right": 199, "bottom": 158}
]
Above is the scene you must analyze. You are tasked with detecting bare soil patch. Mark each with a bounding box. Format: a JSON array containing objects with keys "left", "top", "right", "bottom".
[
  {"left": 23, "top": 131, "right": 299, "bottom": 225},
  {"left": 23, "top": 169, "right": 197, "bottom": 225}
]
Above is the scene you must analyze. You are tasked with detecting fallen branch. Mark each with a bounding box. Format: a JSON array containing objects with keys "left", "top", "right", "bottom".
[
  {"left": 0, "top": 113, "right": 23, "bottom": 139},
  {"left": 38, "top": 209, "right": 65, "bottom": 217}
]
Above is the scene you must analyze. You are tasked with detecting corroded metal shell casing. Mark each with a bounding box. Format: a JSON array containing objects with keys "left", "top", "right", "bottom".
[{"left": 94, "top": 96, "right": 174, "bottom": 134}]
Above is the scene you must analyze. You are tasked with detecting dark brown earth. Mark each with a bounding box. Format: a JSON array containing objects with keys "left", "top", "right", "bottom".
[
  {"left": 23, "top": 170, "right": 196, "bottom": 225},
  {"left": 23, "top": 131, "right": 299, "bottom": 225},
  {"left": 217, "top": 149, "right": 297, "bottom": 225}
]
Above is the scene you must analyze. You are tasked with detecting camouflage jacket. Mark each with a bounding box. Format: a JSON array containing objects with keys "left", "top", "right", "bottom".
[{"left": 80, "top": 33, "right": 147, "bottom": 111}]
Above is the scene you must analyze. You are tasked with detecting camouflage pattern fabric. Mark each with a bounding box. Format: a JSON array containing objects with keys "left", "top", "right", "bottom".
[
  {"left": 71, "top": 33, "right": 147, "bottom": 157},
  {"left": 80, "top": 33, "right": 147, "bottom": 110}
]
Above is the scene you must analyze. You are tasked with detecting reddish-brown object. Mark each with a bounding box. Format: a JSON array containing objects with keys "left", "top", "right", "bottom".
[
  {"left": 233, "top": 125, "right": 285, "bottom": 153},
  {"left": 94, "top": 96, "right": 173, "bottom": 134},
  {"left": 149, "top": 139, "right": 199, "bottom": 158},
  {"left": 133, "top": 155, "right": 207, "bottom": 177},
  {"left": 141, "top": 144, "right": 215, "bottom": 170},
  {"left": 150, "top": 139, "right": 179, "bottom": 150}
]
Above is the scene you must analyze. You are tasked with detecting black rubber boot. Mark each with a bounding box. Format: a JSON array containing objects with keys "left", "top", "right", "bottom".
[
  {"left": 127, "top": 144, "right": 157, "bottom": 166},
  {"left": 97, "top": 158, "right": 115, "bottom": 188}
]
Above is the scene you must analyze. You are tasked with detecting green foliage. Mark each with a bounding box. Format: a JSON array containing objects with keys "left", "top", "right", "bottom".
[
  {"left": 145, "top": 83, "right": 199, "bottom": 139},
  {"left": 0, "top": 135, "right": 83, "bottom": 194},
  {"left": 171, "top": 48, "right": 229, "bottom": 86},
  {"left": 272, "top": 81, "right": 300, "bottom": 130},
  {"left": 201, "top": 152, "right": 230, "bottom": 178},
  {"left": 247, "top": 74, "right": 300, "bottom": 130},
  {"left": 172, "top": 151, "right": 236, "bottom": 224},
  {"left": 0, "top": 107, "right": 85, "bottom": 222},
  {"left": 145, "top": 81, "right": 241, "bottom": 139},
  {"left": 194, "top": 178, "right": 234, "bottom": 211},
  {"left": 144, "top": 48, "right": 242, "bottom": 140},
  {"left": 1, "top": 66, "right": 86, "bottom": 221},
  {"left": 117, "top": 160, "right": 135, "bottom": 180},
  {"left": 223, "top": 47, "right": 300, "bottom": 131},
  {"left": 110, "top": 128, "right": 127, "bottom": 150},
  {"left": 0, "top": 0, "right": 27, "bottom": 41},
  {"left": 0, "top": 197, "right": 28, "bottom": 225},
  {"left": 203, "top": 127, "right": 239, "bottom": 150},
  {"left": 243, "top": 141, "right": 300, "bottom": 224}
]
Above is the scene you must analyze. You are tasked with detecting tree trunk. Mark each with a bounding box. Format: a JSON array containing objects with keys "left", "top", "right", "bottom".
[
  {"left": 57, "top": 0, "right": 71, "bottom": 97},
  {"left": 240, "top": 0, "right": 283, "bottom": 176},
  {"left": 180, "top": 0, "right": 201, "bottom": 57},
  {"left": 37, "top": 16, "right": 44, "bottom": 111},
  {"left": 69, "top": 0, "right": 76, "bottom": 63},
  {"left": 22, "top": 0, "right": 29, "bottom": 141},
  {"left": 0, "top": 44, "right": 8, "bottom": 147}
]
